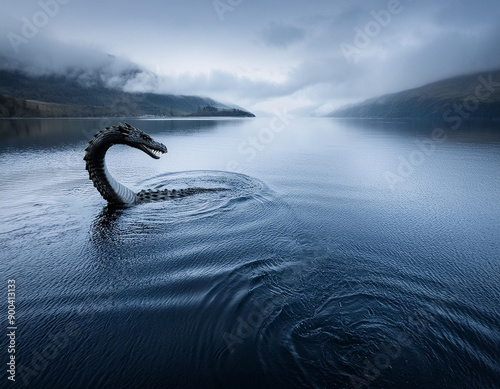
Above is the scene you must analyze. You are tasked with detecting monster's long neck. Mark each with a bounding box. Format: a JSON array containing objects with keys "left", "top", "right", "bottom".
[{"left": 84, "top": 136, "right": 137, "bottom": 205}]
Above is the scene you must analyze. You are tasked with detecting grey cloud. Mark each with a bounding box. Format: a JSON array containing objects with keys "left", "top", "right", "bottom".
[
  {"left": 261, "top": 22, "right": 306, "bottom": 48},
  {"left": 0, "top": 36, "right": 149, "bottom": 90},
  {"left": 1, "top": 0, "right": 500, "bottom": 113}
]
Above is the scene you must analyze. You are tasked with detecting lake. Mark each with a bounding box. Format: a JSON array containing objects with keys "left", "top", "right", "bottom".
[{"left": 1, "top": 117, "right": 499, "bottom": 388}]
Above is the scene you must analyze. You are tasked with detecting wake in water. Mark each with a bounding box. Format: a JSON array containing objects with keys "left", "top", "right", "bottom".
[{"left": 90, "top": 170, "right": 270, "bottom": 239}]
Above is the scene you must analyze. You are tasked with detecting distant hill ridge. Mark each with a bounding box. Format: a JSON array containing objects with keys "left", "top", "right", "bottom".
[
  {"left": 0, "top": 69, "right": 254, "bottom": 118},
  {"left": 329, "top": 69, "right": 500, "bottom": 120}
]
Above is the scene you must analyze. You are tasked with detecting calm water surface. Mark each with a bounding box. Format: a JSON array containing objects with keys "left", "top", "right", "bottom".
[{"left": 1, "top": 118, "right": 499, "bottom": 388}]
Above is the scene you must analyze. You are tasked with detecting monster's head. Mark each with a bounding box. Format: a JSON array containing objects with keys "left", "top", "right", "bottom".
[{"left": 108, "top": 123, "right": 168, "bottom": 159}]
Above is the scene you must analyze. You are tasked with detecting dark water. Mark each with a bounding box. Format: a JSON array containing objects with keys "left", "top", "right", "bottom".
[{"left": 1, "top": 117, "right": 499, "bottom": 389}]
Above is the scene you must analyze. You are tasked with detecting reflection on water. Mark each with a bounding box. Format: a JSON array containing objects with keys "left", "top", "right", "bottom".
[
  {"left": 90, "top": 206, "right": 125, "bottom": 244},
  {"left": 0, "top": 117, "right": 247, "bottom": 150},
  {"left": 337, "top": 117, "right": 500, "bottom": 143},
  {"left": 0, "top": 118, "right": 499, "bottom": 388}
]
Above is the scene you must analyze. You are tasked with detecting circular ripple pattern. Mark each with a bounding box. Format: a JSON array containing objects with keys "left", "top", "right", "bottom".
[{"left": 135, "top": 170, "right": 269, "bottom": 222}]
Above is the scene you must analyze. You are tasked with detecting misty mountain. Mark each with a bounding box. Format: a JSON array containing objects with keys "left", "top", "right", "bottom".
[
  {"left": 329, "top": 70, "right": 500, "bottom": 120},
  {"left": 0, "top": 68, "right": 254, "bottom": 118}
]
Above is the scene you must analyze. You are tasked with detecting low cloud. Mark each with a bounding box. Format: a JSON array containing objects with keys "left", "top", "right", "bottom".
[
  {"left": 0, "top": 37, "right": 149, "bottom": 89},
  {"left": 1, "top": 0, "right": 500, "bottom": 113}
]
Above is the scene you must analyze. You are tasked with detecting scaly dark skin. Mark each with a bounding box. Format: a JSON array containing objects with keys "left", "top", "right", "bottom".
[{"left": 84, "top": 123, "right": 223, "bottom": 205}]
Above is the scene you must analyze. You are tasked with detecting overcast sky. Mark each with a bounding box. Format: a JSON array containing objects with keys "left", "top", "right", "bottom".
[{"left": 1, "top": 0, "right": 500, "bottom": 114}]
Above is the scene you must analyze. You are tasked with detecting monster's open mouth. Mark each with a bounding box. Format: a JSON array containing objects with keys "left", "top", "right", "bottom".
[{"left": 142, "top": 145, "right": 167, "bottom": 159}]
